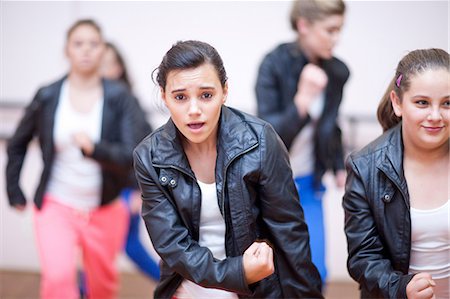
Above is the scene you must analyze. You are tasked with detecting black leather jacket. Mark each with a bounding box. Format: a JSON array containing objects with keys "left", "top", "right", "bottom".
[
  {"left": 6, "top": 76, "right": 142, "bottom": 209},
  {"left": 256, "top": 42, "right": 349, "bottom": 185},
  {"left": 134, "top": 106, "right": 323, "bottom": 299},
  {"left": 343, "top": 124, "right": 414, "bottom": 298}
]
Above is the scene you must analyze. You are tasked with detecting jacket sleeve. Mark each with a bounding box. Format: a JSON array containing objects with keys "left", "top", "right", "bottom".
[
  {"left": 322, "top": 59, "right": 350, "bottom": 174},
  {"left": 127, "top": 96, "right": 153, "bottom": 189},
  {"left": 332, "top": 125, "right": 345, "bottom": 172},
  {"left": 87, "top": 92, "right": 140, "bottom": 171},
  {"left": 258, "top": 124, "right": 323, "bottom": 298},
  {"left": 343, "top": 156, "right": 413, "bottom": 298},
  {"left": 133, "top": 150, "right": 252, "bottom": 295},
  {"left": 255, "top": 54, "right": 310, "bottom": 149},
  {"left": 6, "top": 90, "right": 42, "bottom": 207}
]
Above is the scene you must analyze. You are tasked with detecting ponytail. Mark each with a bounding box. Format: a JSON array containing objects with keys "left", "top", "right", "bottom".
[{"left": 377, "top": 77, "right": 401, "bottom": 132}]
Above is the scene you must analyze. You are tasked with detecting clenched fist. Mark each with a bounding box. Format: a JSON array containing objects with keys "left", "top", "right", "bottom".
[
  {"left": 294, "top": 63, "right": 328, "bottom": 117},
  {"left": 73, "top": 132, "right": 94, "bottom": 156},
  {"left": 242, "top": 241, "right": 274, "bottom": 285},
  {"left": 406, "top": 272, "right": 436, "bottom": 299}
]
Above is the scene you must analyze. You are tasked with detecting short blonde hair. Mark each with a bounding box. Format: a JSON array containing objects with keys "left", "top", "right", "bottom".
[{"left": 290, "top": 0, "right": 346, "bottom": 30}]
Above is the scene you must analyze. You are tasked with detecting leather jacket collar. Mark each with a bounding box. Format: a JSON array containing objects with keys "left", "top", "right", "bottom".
[
  {"left": 375, "top": 123, "right": 409, "bottom": 206},
  {"left": 151, "top": 106, "right": 259, "bottom": 176}
]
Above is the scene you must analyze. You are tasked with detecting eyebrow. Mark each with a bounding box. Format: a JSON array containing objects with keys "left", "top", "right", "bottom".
[
  {"left": 170, "top": 86, "right": 216, "bottom": 94},
  {"left": 411, "top": 95, "right": 450, "bottom": 99}
]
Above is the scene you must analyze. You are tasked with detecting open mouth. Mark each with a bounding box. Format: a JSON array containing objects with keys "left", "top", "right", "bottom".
[{"left": 188, "top": 122, "right": 205, "bottom": 130}]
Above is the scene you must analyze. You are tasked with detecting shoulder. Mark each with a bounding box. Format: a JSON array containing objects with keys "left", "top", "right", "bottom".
[
  {"left": 348, "top": 125, "right": 400, "bottom": 167},
  {"left": 325, "top": 56, "right": 350, "bottom": 82},
  {"left": 102, "top": 79, "right": 138, "bottom": 113},
  {"left": 135, "top": 124, "right": 162, "bottom": 152},
  {"left": 34, "top": 76, "right": 65, "bottom": 101},
  {"left": 261, "top": 42, "right": 296, "bottom": 63},
  {"left": 224, "top": 107, "right": 285, "bottom": 152},
  {"left": 224, "top": 106, "right": 274, "bottom": 135},
  {"left": 103, "top": 79, "right": 132, "bottom": 99},
  {"left": 134, "top": 118, "right": 174, "bottom": 163}
]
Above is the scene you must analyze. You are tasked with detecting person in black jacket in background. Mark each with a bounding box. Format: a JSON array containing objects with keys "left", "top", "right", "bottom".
[
  {"left": 6, "top": 19, "right": 140, "bottom": 299},
  {"left": 255, "top": 0, "right": 349, "bottom": 286},
  {"left": 101, "top": 41, "right": 160, "bottom": 282},
  {"left": 134, "top": 40, "right": 322, "bottom": 299},
  {"left": 343, "top": 48, "right": 449, "bottom": 299}
]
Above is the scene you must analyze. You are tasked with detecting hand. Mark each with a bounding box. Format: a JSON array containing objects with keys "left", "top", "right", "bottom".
[
  {"left": 294, "top": 64, "right": 328, "bottom": 116},
  {"left": 242, "top": 241, "right": 274, "bottom": 284},
  {"left": 73, "top": 132, "right": 94, "bottom": 156},
  {"left": 129, "top": 190, "right": 143, "bottom": 214},
  {"left": 13, "top": 204, "right": 26, "bottom": 212},
  {"left": 335, "top": 170, "right": 346, "bottom": 188},
  {"left": 406, "top": 272, "right": 436, "bottom": 299}
]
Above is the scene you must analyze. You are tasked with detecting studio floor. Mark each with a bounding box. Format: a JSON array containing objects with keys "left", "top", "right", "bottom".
[{"left": 0, "top": 270, "right": 359, "bottom": 299}]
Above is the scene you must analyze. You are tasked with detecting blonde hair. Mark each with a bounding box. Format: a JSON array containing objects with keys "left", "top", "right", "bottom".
[{"left": 290, "top": 0, "right": 346, "bottom": 30}]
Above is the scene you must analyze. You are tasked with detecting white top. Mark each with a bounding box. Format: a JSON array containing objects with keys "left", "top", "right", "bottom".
[
  {"left": 174, "top": 181, "right": 238, "bottom": 299},
  {"left": 409, "top": 200, "right": 450, "bottom": 299},
  {"left": 46, "top": 80, "right": 104, "bottom": 211},
  {"left": 289, "top": 93, "right": 325, "bottom": 177}
]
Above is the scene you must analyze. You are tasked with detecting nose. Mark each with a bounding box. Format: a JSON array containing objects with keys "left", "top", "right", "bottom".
[
  {"left": 188, "top": 98, "right": 201, "bottom": 115},
  {"left": 330, "top": 31, "right": 341, "bottom": 47},
  {"left": 427, "top": 106, "right": 443, "bottom": 121}
]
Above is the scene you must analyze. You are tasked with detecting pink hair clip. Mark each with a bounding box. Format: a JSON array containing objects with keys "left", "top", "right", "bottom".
[{"left": 395, "top": 74, "right": 403, "bottom": 88}]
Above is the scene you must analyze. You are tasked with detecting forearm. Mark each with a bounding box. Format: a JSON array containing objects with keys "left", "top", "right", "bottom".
[{"left": 142, "top": 200, "right": 251, "bottom": 294}]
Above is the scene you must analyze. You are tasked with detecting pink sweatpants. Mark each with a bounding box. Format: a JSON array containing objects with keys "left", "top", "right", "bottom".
[{"left": 34, "top": 194, "right": 129, "bottom": 299}]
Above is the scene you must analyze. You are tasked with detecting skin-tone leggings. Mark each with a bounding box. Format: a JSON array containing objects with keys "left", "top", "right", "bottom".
[{"left": 33, "top": 194, "right": 129, "bottom": 299}]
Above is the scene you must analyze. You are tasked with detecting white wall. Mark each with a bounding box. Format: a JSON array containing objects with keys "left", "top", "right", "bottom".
[{"left": 1, "top": 0, "right": 448, "bottom": 280}]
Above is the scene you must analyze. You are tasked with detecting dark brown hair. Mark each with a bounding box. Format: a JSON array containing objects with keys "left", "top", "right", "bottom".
[
  {"left": 105, "top": 42, "right": 132, "bottom": 90},
  {"left": 66, "top": 19, "right": 102, "bottom": 41},
  {"left": 377, "top": 48, "right": 449, "bottom": 131},
  {"left": 154, "top": 40, "right": 228, "bottom": 91}
]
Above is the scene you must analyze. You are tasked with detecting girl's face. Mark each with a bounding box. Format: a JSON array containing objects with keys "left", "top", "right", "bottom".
[
  {"left": 391, "top": 68, "right": 450, "bottom": 152},
  {"left": 65, "top": 24, "right": 104, "bottom": 75},
  {"left": 161, "top": 63, "right": 227, "bottom": 146},
  {"left": 101, "top": 47, "right": 123, "bottom": 80},
  {"left": 298, "top": 14, "right": 344, "bottom": 61}
]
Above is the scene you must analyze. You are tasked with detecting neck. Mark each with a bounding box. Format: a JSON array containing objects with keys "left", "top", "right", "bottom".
[
  {"left": 404, "top": 139, "right": 449, "bottom": 166},
  {"left": 297, "top": 38, "right": 318, "bottom": 64},
  {"left": 68, "top": 71, "right": 102, "bottom": 89},
  {"left": 182, "top": 127, "right": 218, "bottom": 157},
  {"left": 183, "top": 137, "right": 217, "bottom": 156}
]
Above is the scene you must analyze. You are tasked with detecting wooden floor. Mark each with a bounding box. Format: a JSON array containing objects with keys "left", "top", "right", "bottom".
[{"left": 0, "top": 270, "right": 359, "bottom": 298}]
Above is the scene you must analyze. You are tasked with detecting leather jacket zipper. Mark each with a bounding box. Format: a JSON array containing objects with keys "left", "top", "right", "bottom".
[{"left": 220, "top": 143, "right": 259, "bottom": 216}]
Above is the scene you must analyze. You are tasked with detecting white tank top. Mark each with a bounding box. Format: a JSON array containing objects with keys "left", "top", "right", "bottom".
[
  {"left": 46, "top": 80, "right": 104, "bottom": 211},
  {"left": 174, "top": 181, "right": 238, "bottom": 299},
  {"left": 409, "top": 200, "right": 450, "bottom": 299},
  {"left": 289, "top": 93, "right": 324, "bottom": 177}
]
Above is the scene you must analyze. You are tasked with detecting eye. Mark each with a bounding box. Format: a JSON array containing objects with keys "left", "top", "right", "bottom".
[
  {"left": 326, "top": 27, "right": 340, "bottom": 36},
  {"left": 415, "top": 99, "right": 428, "bottom": 106},
  {"left": 174, "top": 94, "right": 186, "bottom": 101},
  {"left": 202, "top": 92, "right": 213, "bottom": 99},
  {"left": 442, "top": 99, "right": 450, "bottom": 108}
]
